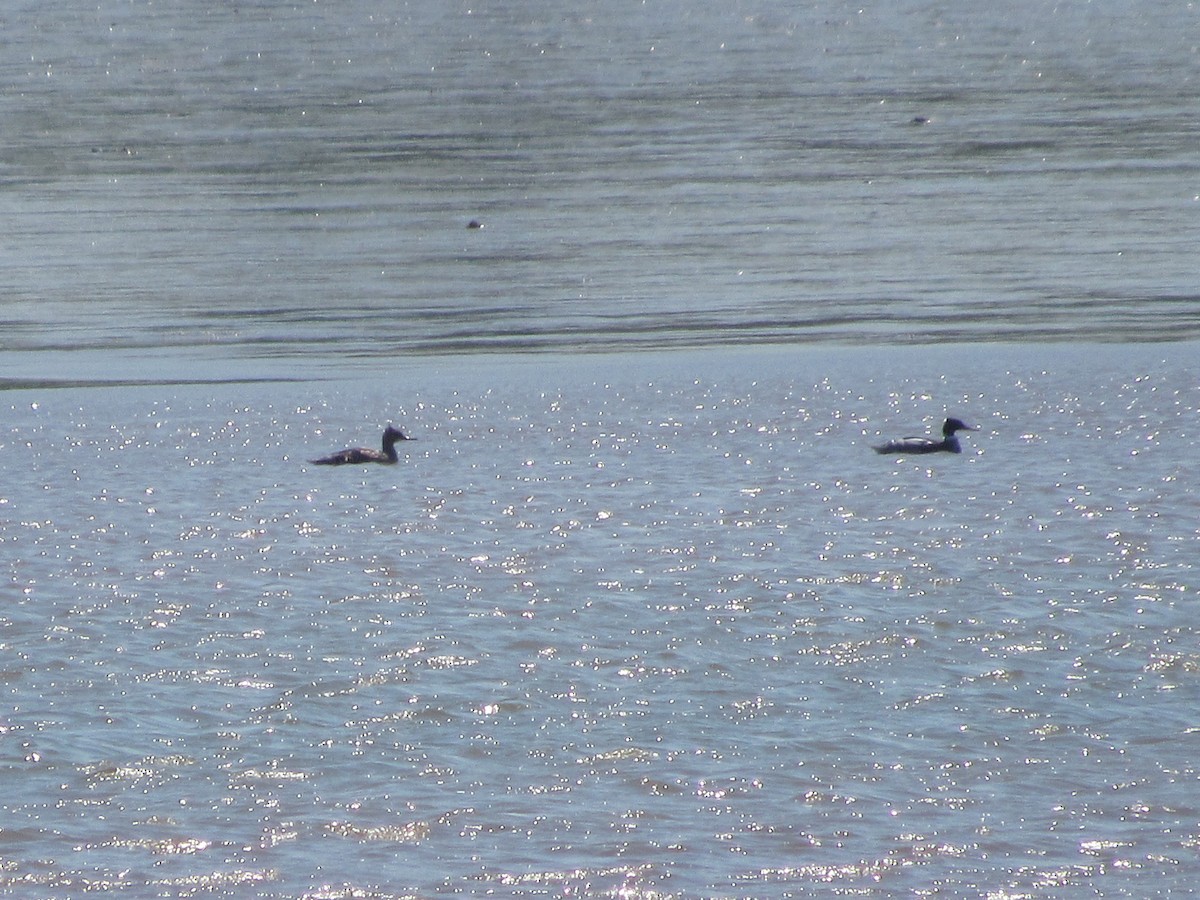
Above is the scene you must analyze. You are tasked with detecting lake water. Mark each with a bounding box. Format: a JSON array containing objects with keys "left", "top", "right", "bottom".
[
  {"left": 2, "top": 1, "right": 1199, "bottom": 897},
  {"left": 3, "top": 0, "right": 1198, "bottom": 375}
]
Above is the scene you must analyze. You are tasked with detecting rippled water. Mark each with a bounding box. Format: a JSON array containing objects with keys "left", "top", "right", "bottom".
[
  {"left": 3, "top": 344, "right": 1199, "bottom": 896},
  {"left": 2, "top": 0, "right": 1199, "bottom": 384},
  {"left": 3, "top": 0, "right": 1200, "bottom": 896}
]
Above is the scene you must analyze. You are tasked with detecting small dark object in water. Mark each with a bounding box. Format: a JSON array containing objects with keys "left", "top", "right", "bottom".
[
  {"left": 311, "top": 425, "right": 411, "bottom": 465},
  {"left": 467, "top": 219, "right": 483, "bottom": 229}
]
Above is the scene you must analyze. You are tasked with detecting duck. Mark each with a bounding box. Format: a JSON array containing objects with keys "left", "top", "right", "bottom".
[
  {"left": 310, "top": 425, "right": 411, "bottom": 465},
  {"left": 873, "top": 417, "right": 977, "bottom": 455}
]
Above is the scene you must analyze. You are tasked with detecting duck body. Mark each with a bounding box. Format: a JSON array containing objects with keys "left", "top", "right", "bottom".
[
  {"left": 873, "top": 417, "right": 976, "bottom": 455},
  {"left": 311, "top": 425, "right": 410, "bottom": 466}
]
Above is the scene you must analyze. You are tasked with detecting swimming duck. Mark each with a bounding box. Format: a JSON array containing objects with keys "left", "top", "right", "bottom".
[
  {"left": 873, "top": 417, "right": 977, "bottom": 455},
  {"left": 311, "top": 425, "right": 411, "bottom": 465}
]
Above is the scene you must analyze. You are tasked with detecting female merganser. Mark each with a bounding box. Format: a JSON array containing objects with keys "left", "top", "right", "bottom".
[
  {"left": 311, "top": 425, "right": 411, "bottom": 465},
  {"left": 873, "top": 417, "right": 977, "bottom": 455}
]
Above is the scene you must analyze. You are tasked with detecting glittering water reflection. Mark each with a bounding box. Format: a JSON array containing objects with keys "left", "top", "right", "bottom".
[{"left": 2, "top": 345, "right": 1199, "bottom": 896}]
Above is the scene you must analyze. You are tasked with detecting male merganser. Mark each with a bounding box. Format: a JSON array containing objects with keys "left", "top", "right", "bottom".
[
  {"left": 873, "top": 417, "right": 977, "bottom": 455},
  {"left": 311, "top": 425, "right": 411, "bottom": 465}
]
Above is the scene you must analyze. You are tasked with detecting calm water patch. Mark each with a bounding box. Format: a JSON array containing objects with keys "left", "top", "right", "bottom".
[{"left": 2, "top": 0, "right": 1198, "bottom": 385}]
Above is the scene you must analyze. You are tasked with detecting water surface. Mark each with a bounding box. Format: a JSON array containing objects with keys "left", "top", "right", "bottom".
[
  {"left": 2, "top": 1, "right": 1199, "bottom": 896},
  {"left": 3, "top": 344, "right": 1199, "bottom": 896},
  {"left": 2, "top": 0, "right": 1198, "bottom": 384}
]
